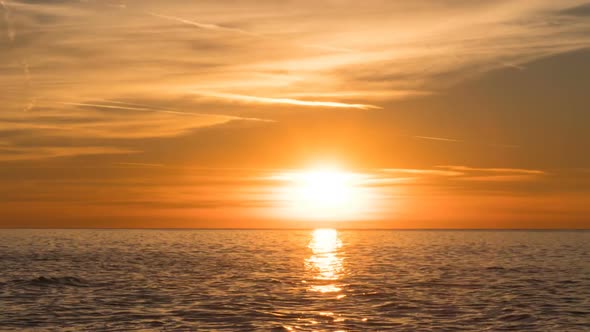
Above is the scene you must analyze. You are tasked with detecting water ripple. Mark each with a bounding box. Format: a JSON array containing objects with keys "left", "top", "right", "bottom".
[{"left": 0, "top": 229, "right": 588, "bottom": 331}]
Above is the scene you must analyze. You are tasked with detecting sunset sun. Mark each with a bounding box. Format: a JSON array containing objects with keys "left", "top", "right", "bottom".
[{"left": 275, "top": 166, "right": 370, "bottom": 221}]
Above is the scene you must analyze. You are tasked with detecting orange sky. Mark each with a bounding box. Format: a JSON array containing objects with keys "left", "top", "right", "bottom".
[{"left": 0, "top": 0, "right": 589, "bottom": 228}]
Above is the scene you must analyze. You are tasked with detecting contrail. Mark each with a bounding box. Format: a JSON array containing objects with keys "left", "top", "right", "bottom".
[
  {"left": 60, "top": 101, "right": 272, "bottom": 122},
  {"left": 96, "top": 99, "right": 275, "bottom": 122},
  {"left": 0, "top": 0, "right": 15, "bottom": 42},
  {"left": 62, "top": 102, "right": 209, "bottom": 116},
  {"left": 200, "top": 92, "right": 381, "bottom": 110},
  {"left": 63, "top": 102, "right": 165, "bottom": 112},
  {"left": 413, "top": 135, "right": 521, "bottom": 149},
  {"left": 489, "top": 143, "right": 521, "bottom": 149},
  {"left": 148, "top": 11, "right": 259, "bottom": 37},
  {"left": 413, "top": 135, "right": 463, "bottom": 143},
  {"left": 147, "top": 11, "right": 355, "bottom": 53},
  {"left": 437, "top": 165, "right": 546, "bottom": 176},
  {"left": 115, "top": 162, "right": 164, "bottom": 168},
  {"left": 97, "top": 99, "right": 157, "bottom": 108},
  {"left": 501, "top": 62, "right": 526, "bottom": 71}
]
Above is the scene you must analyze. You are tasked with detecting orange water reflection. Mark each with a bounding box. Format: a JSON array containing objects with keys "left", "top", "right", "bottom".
[{"left": 305, "top": 229, "right": 345, "bottom": 295}]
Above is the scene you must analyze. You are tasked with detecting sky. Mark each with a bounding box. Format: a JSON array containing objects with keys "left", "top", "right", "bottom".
[{"left": 0, "top": 0, "right": 589, "bottom": 228}]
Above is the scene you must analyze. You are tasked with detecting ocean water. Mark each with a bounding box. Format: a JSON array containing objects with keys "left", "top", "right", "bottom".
[{"left": 0, "top": 229, "right": 589, "bottom": 331}]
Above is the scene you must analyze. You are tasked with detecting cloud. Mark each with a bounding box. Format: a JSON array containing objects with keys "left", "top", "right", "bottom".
[
  {"left": 115, "top": 162, "right": 163, "bottom": 167},
  {"left": 381, "top": 168, "right": 463, "bottom": 177},
  {"left": 0, "top": 100, "right": 250, "bottom": 139},
  {"left": 437, "top": 165, "right": 546, "bottom": 176},
  {"left": 147, "top": 11, "right": 258, "bottom": 36},
  {"left": 60, "top": 100, "right": 270, "bottom": 121},
  {"left": 413, "top": 136, "right": 463, "bottom": 143},
  {"left": 0, "top": 146, "right": 135, "bottom": 161},
  {"left": 411, "top": 135, "right": 521, "bottom": 149},
  {"left": 0, "top": 0, "right": 589, "bottom": 161},
  {"left": 198, "top": 92, "right": 381, "bottom": 110},
  {"left": 367, "top": 166, "right": 548, "bottom": 187}
]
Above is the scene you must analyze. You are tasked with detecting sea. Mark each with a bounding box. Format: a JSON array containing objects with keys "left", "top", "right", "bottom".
[{"left": 0, "top": 229, "right": 588, "bottom": 331}]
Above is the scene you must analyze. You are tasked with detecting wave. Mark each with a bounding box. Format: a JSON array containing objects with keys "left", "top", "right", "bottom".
[{"left": 13, "top": 276, "right": 89, "bottom": 287}]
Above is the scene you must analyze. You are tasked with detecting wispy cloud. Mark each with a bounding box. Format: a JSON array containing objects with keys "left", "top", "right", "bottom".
[
  {"left": 115, "top": 162, "right": 164, "bottom": 168},
  {"left": 0, "top": 0, "right": 588, "bottom": 162},
  {"left": 411, "top": 135, "right": 521, "bottom": 149},
  {"left": 0, "top": 0, "right": 15, "bottom": 42},
  {"left": 0, "top": 98, "right": 264, "bottom": 153},
  {"left": 413, "top": 136, "right": 463, "bottom": 143},
  {"left": 372, "top": 166, "right": 547, "bottom": 185},
  {"left": 60, "top": 102, "right": 144, "bottom": 111},
  {"left": 0, "top": 146, "right": 135, "bottom": 161},
  {"left": 59, "top": 101, "right": 270, "bottom": 122},
  {"left": 147, "top": 11, "right": 259, "bottom": 36},
  {"left": 61, "top": 102, "right": 193, "bottom": 115},
  {"left": 381, "top": 168, "right": 463, "bottom": 177},
  {"left": 437, "top": 166, "right": 546, "bottom": 176},
  {"left": 199, "top": 92, "right": 381, "bottom": 110}
]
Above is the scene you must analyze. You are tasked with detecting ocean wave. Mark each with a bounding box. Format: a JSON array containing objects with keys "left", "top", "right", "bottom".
[
  {"left": 13, "top": 276, "right": 89, "bottom": 287},
  {"left": 0, "top": 229, "right": 588, "bottom": 331}
]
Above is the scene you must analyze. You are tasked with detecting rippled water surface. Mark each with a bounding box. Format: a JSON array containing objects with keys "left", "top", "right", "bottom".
[{"left": 1, "top": 229, "right": 589, "bottom": 331}]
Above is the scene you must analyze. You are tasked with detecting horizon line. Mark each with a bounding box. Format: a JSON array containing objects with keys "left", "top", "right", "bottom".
[{"left": 1, "top": 228, "right": 588, "bottom": 231}]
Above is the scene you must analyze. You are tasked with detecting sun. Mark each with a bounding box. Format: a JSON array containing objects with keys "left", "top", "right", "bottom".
[{"left": 274, "top": 166, "right": 370, "bottom": 221}]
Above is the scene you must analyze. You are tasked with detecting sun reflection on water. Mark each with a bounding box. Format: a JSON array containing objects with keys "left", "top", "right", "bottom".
[{"left": 305, "top": 229, "right": 344, "bottom": 294}]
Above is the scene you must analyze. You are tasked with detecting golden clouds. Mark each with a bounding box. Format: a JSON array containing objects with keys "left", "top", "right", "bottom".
[{"left": 0, "top": 0, "right": 589, "bottom": 160}]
